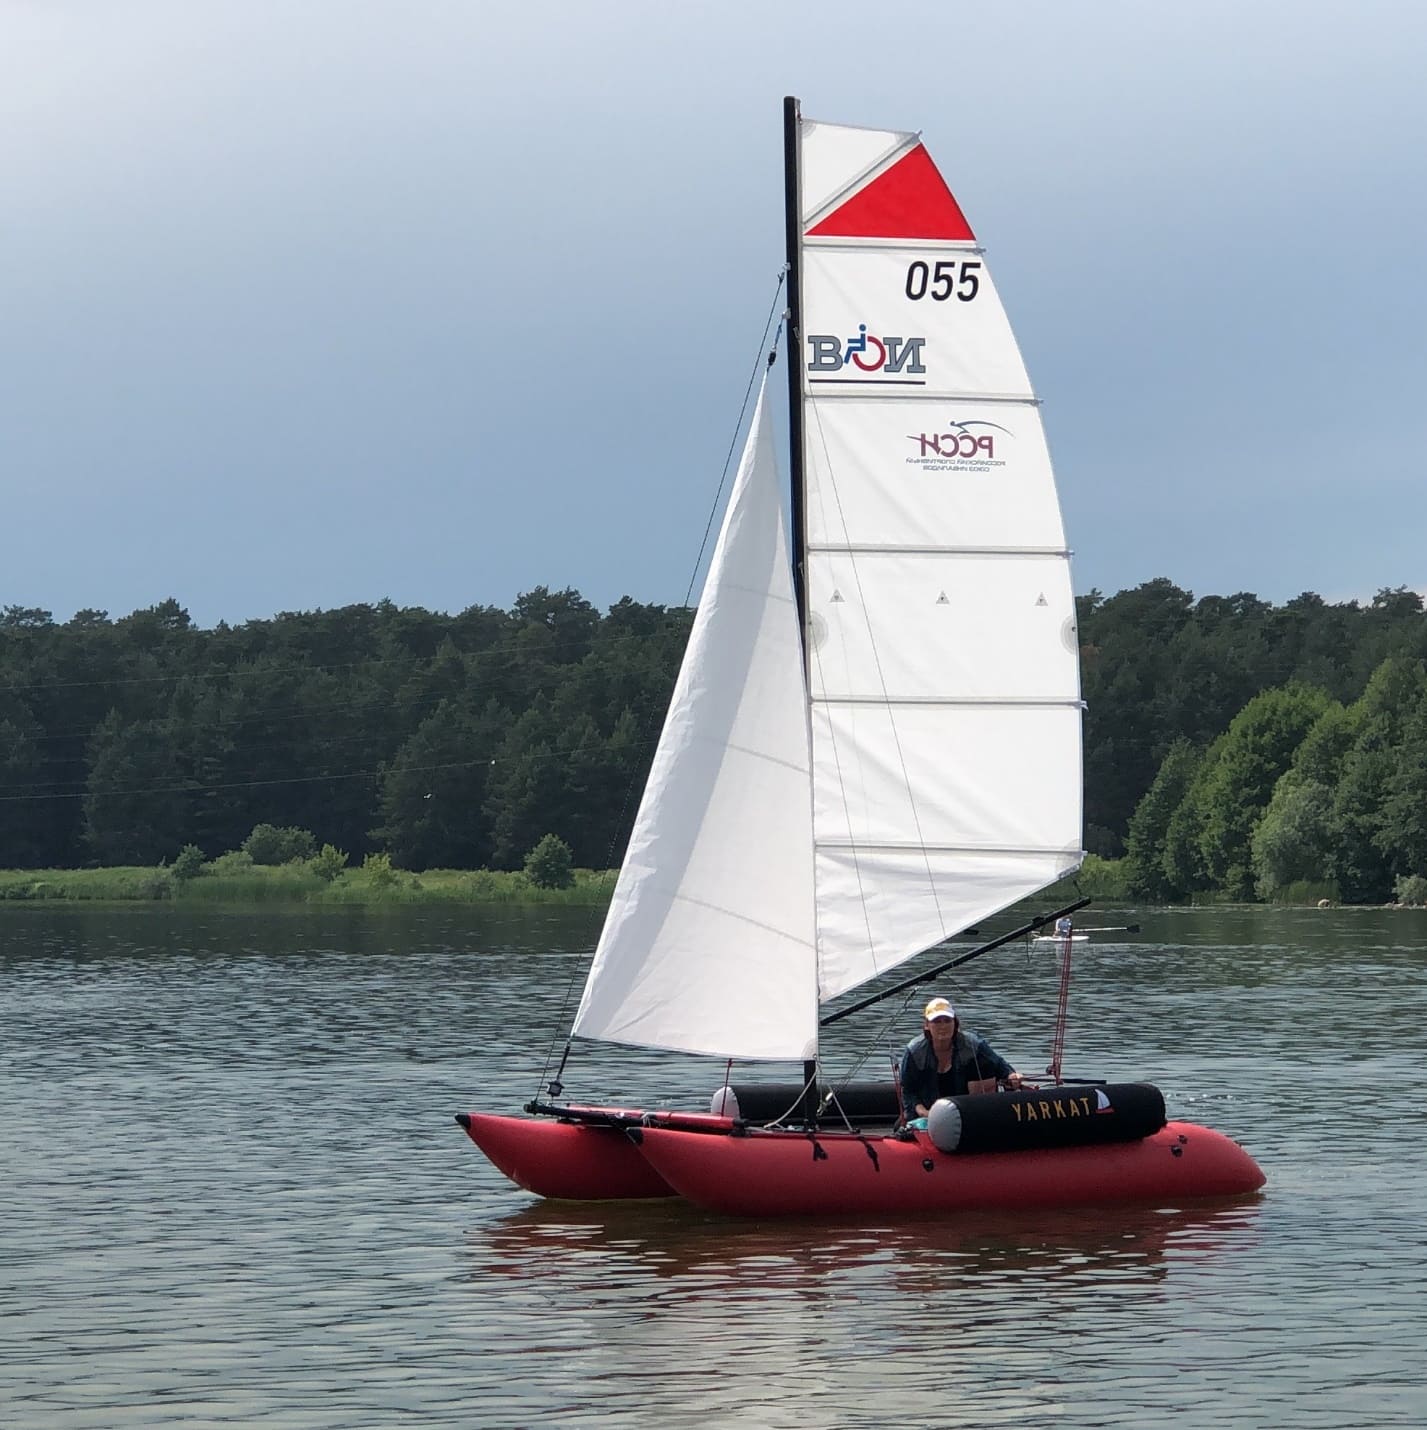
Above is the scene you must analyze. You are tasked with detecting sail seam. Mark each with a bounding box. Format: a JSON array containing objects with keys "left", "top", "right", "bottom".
[
  {"left": 807, "top": 543, "right": 1069, "bottom": 557},
  {"left": 701, "top": 737, "right": 810, "bottom": 776},
  {"left": 806, "top": 387, "right": 1038, "bottom": 403},
  {"left": 656, "top": 889, "right": 818, "bottom": 947},
  {"left": 812, "top": 696, "right": 1085, "bottom": 708},
  {"left": 804, "top": 238, "right": 984, "bottom": 253},
  {"left": 817, "top": 841, "right": 1085, "bottom": 856}
]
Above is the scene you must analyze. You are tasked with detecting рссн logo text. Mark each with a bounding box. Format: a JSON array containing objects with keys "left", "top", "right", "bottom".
[{"left": 907, "top": 420, "right": 1009, "bottom": 459}]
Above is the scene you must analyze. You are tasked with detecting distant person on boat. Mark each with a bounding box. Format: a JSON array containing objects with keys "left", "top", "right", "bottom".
[
  {"left": 1055, "top": 916, "right": 1073, "bottom": 938},
  {"left": 899, "top": 996, "right": 1029, "bottom": 1122}
]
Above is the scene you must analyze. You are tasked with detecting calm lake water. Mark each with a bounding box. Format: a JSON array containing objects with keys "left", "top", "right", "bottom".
[{"left": 2, "top": 903, "right": 1424, "bottom": 1428}]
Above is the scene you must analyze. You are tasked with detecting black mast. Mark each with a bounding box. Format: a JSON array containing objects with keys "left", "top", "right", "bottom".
[
  {"left": 782, "top": 95, "right": 807, "bottom": 634},
  {"left": 783, "top": 95, "right": 819, "bottom": 1124}
]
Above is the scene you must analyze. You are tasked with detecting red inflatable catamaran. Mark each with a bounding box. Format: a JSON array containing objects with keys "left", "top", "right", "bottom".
[
  {"left": 458, "top": 98, "right": 1265, "bottom": 1216},
  {"left": 460, "top": 1088, "right": 1264, "bottom": 1216}
]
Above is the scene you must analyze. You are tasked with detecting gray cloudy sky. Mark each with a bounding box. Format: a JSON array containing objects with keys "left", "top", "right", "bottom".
[{"left": 4, "top": 1, "right": 1425, "bottom": 625}]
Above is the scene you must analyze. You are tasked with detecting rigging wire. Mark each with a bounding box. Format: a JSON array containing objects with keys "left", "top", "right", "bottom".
[
  {"left": 3, "top": 313, "right": 798, "bottom": 815},
  {"left": 0, "top": 608, "right": 699, "bottom": 800},
  {"left": 1045, "top": 879, "right": 1087, "bottom": 1081},
  {"left": 681, "top": 268, "right": 788, "bottom": 609},
  {"left": 818, "top": 985, "right": 922, "bottom": 1116},
  {"left": 534, "top": 270, "right": 793, "bottom": 1105}
]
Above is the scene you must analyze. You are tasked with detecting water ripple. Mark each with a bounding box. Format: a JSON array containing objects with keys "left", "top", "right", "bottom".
[{"left": 2, "top": 905, "right": 1425, "bottom": 1427}]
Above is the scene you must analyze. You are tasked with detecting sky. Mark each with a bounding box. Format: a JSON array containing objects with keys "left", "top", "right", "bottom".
[{"left": 4, "top": 1, "right": 1426, "bottom": 628}]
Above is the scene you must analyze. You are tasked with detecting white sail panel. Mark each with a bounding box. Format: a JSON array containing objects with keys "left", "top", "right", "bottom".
[
  {"left": 811, "top": 704, "right": 1083, "bottom": 855},
  {"left": 800, "top": 121, "right": 916, "bottom": 228},
  {"left": 801, "top": 248, "right": 1032, "bottom": 399},
  {"left": 798, "top": 112, "right": 1083, "bottom": 1000},
  {"left": 572, "top": 382, "right": 818, "bottom": 1061},
  {"left": 812, "top": 703, "right": 1082, "bottom": 1000},
  {"left": 807, "top": 552, "right": 1078, "bottom": 703},
  {"left": 816, "top": 845, "right": 1082, "bottom": 1003},
  {"left": 804, "top": 398, "right": 1065, "bottom": 552}
]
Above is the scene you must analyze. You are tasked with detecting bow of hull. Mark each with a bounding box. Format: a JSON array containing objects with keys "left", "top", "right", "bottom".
[{"left": 457, "top": 1112, "right": 674, "bottom": 1201}]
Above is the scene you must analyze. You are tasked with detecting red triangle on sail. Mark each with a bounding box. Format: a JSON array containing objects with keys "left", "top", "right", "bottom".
[{"left": 807, "top": 144, "right": 974, "bottom": 241}]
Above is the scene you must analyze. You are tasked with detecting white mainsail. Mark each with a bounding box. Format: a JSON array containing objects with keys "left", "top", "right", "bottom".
[
  {"left": 571, "top": 381, "right": 819, "bottom": 1060},
  {"left": 797, "top": 115, "right": 1083, "bottom": 1002},
  {"left": 572, "top": 106, "right": 1083, "bottom": 1062}
]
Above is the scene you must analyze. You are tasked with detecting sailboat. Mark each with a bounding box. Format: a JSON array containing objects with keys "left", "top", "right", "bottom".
[{"left": 458, "top": 98, "right": 1264, "bottom": 1215}]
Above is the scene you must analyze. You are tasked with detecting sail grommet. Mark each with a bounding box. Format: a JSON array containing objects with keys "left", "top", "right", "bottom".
[{"left": 921, "top": 1158, "right": 935, "bottom": 1173}]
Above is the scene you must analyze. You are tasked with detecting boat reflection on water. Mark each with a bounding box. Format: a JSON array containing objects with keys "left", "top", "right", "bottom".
[
  {"left": 467, "top": 1195, "right": 1264, "bottom": 1294},
  {"left": 464, "top": 1195, "right": 1265, "bottom": 1424}
]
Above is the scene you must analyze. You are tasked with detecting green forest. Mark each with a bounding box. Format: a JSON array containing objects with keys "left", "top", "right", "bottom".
[{"left": 3, "top": 579, "right": 1427, "bottom": 905}]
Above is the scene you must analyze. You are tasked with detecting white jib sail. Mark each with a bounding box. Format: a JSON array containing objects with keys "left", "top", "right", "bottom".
[
  {"left": 797, "top": 114, "right": 1085, "bottom": 1003},
  {"left": 572, "top": 379, "right": 819, "bottom": 1061}
]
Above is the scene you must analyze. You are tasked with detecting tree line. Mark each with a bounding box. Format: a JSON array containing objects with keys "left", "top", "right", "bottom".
[
  {"left": 0, "top": 589, "right": 691, "bottom": 873},
  {"left": 3, "top": 580, "right": 1426, "bottom": 900},
  {"left": 1079, "top": 580, "right": 1427, "bottom": 903}
]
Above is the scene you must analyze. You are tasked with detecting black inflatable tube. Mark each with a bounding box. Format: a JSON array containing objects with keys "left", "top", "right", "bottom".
[
  {"left": 729, "top": 1080, "right": 899, "bottom": 1123},
  {"left": 929, "top": 1082, "right": 1167, "bottom": 1154}
]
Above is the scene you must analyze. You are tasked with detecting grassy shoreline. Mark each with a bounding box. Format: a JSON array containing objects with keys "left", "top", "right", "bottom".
[
  {"left": 0, "top": 864, "right": 618, "bottom": 906},
  {"left": 0, "top": 857, "right": 1126, "bottom": 907},
  {"left": 2, "top": 855, "right": 1362, "bottom": 909},
  {"left": 0, "top": 852, "right": 1126, "bottom": 909}
]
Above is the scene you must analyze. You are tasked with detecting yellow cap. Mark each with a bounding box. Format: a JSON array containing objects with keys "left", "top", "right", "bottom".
[{"left": 923, "top": 996, "right": 956, "bottom": 1021}]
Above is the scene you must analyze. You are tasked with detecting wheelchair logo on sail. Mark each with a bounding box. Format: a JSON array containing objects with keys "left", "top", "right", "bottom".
[
  {"left": 905, "top": 419, "right": 1011, "bottom": 473},
  {"left": 806, "top": 325, "right": 927, "bottom": 383}
]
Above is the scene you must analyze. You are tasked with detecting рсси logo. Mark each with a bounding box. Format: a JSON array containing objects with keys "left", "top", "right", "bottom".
[
  {"left": 905, "top": 418, "right": 1011, "bottom": 472},
  {"left": 806, "top": 325, "right": 926, "bottom": 383}
]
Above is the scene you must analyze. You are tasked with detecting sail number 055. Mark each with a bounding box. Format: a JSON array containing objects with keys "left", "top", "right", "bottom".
[{"left": 905, "top": 259, "right": 981, "bottom": 302}]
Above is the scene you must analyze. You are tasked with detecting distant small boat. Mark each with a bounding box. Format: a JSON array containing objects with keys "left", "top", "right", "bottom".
[
  {"left": 458, "top": 98, "right": 1263, "bottom": 1216},
  {"left": 1033, "top": 921, "right": 1139, "bottom": 944}
]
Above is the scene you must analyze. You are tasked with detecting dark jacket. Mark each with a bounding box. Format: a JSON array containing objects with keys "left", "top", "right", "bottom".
[{"left": 899, "top": 1026, "right": 1015, "bottom": 1120}]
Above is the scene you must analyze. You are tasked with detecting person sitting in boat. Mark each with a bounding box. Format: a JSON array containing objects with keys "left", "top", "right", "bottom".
[
  {"left": 1055, "top": 915, "right": 1073, "bottom": 938},
  {"left": 899, "top": 996, "right": 1029, "bottom": 1122}
]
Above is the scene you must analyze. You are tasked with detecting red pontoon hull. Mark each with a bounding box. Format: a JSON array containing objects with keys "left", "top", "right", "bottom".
[
  {"left": 458, "top": 1108, "right": 745, "bottom": 1201},
  {"left": 458, "top": 1111, "right": 674, "bottom": 1200},
  {"left": 631, "top": 1120, "right": 1265, "bottom": 1217}
]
